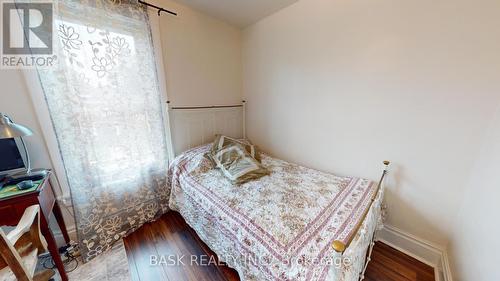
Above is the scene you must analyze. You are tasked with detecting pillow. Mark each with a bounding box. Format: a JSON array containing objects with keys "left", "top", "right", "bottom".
[
  {"left": 210, "top": 135, "right": 261, "bottom": 162},
  {"left": 212, "top": 144, "right": 269, "bottom": 185}
]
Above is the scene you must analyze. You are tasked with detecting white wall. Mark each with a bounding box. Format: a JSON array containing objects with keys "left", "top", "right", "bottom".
[
  {"left": 242, "top": 1, "right": 500, "bottom": 279},
  {"left": 0, "top": 69, "right": 76, "bottom": 244},
  {"left": 153, "top": 0, "right": 242, "bottom": 106},
  {"left": 0, "top": 70, "right": 52, "bottom": 171},
  {"left": 448, "top": 102, "right": 500, "bottom": 280}
]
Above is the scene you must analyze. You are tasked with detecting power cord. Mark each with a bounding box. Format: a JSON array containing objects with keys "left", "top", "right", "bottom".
[{"left": 41, "top": 241, "right": 80, "bottom": 273}]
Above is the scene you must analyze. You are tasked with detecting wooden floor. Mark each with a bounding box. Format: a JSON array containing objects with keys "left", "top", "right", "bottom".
[{"left": 124, "top": 212, "right": 435, "bottom": 281}]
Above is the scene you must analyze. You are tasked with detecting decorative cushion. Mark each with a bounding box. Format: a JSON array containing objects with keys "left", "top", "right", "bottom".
[
  {"left": 211, "top": 135, "right": 261, "bottom": 162},
  {"left": 212, "top": 144, "right": 269, "bottom": 185}
]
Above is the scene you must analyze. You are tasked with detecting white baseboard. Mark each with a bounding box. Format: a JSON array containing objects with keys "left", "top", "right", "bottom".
[
  {"left": 377, "top": 225, "right": 453, "bottom": 281},
  {"left": 52, "top": 225, "right": 77, "bottom": 246}
]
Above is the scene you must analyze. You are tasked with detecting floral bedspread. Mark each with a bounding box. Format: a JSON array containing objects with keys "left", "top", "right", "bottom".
[{"left": 168, "top": 145, "right": 384, "bottom": 281}]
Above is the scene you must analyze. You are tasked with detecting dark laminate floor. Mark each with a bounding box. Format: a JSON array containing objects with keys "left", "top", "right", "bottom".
[{"left": 124, "top": 212, "right": 435, "bottom": 281}]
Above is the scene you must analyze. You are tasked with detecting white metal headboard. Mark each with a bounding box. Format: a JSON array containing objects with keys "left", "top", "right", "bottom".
[{"left": 165, "top": 101, "right": 246, "bottom": 159}]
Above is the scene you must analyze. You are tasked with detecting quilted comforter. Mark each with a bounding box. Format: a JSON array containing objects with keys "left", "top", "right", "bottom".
[{"left": 168, "top": 144, "right": 384, "bottom": 281}]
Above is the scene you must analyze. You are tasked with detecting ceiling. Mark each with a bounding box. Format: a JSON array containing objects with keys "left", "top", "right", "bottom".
[{"left": 171, "top": 0, "right": 298, "bottom": 28}]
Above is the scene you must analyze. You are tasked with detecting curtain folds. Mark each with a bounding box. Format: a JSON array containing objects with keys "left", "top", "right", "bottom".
[{"left": 37, "top": 0, "right": 170, "bottom": 262}]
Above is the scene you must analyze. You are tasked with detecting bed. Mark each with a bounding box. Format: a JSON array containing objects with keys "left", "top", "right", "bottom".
[{"left": 167, "top": 143, "right": 388, "bottom": 281}]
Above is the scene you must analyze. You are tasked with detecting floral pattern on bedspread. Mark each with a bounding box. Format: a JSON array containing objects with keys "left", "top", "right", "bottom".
[{"left": 168, "top": 145, "right": 382, "bottom": 281}]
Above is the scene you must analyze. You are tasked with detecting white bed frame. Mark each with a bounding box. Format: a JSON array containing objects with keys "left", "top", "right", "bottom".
[
  {"left": 165, "top": 101, "right": 246, "bottom": 159},
  {"left": 164, "top": 100, "right": 388, "bottom": 281}
]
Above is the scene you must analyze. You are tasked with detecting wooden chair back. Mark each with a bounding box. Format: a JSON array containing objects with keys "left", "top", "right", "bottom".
[{"left": 0, "top": 205, "right": 54, "bottom": 281}]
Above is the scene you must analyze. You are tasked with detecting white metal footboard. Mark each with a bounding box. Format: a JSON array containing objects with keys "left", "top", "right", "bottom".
[{"left": 331, "top": 161, "right": 390, "bottom": 281}]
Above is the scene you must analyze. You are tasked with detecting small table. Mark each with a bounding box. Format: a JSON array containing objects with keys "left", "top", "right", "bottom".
[{"left": 0, "top": 171, "right": 70, "bottom": 281}]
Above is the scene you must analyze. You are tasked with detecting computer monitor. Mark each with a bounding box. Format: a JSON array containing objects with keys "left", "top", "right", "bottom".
[{"left": 0, "top": 138, "right": 26, "bottom": 178}]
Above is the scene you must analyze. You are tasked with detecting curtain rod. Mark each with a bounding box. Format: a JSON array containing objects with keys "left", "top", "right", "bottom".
[
  {"left": 138, "top": 0, "right": 177, "bottom": 16},
  {"left": 167, "top": 101, "right": 246, "bottom": 110}
]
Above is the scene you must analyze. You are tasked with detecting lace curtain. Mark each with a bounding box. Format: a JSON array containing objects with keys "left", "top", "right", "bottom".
[{"left": 37, "top": 0, "right": 170, "bottom": 262}]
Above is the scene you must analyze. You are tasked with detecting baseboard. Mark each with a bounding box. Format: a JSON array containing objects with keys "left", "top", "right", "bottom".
[
  {"left": 377, "top": 225, "right": 453, "bottom": 281},
  {"left": 52, "top": 224, "right": 77, "bottom": 246}
]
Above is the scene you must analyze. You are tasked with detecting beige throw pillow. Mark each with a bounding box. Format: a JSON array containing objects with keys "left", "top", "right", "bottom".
[
  {"left": 212, "top": 144, "right": 269, "bottom": 185},
  {"left": 211, "top": 135, "right": 261, "bottom": 162}
]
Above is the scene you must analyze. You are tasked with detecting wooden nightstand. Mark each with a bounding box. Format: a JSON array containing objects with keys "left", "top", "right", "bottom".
[{"left": 0, "top": 171, "right": 70, "bottom": 281}]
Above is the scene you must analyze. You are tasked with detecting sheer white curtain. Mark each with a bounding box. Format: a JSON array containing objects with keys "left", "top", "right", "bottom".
[{"left": 37, "top": 0, "right": 170, "bottom": 262}]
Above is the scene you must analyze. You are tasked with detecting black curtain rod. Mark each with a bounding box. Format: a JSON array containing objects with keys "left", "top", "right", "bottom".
[{"left": 138, "top": 0, "right": 177, "bottom": 16}]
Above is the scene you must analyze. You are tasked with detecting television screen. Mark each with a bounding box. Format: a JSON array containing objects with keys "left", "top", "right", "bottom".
[{"left": 0, "top": 138, "right": 25, "bottom": 174}]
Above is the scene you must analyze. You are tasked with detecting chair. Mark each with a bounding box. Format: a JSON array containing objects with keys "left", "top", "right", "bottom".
[{"left": 0, "top": 205, "right": 55, "bottom": 281}]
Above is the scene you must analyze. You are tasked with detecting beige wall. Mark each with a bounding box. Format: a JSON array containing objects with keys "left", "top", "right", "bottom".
[
  {"left": 155, "top": 0, "right": 242, "bottom": 106},
  {"left": 242, "top": 0, "right": 500, "bottom": 279}
]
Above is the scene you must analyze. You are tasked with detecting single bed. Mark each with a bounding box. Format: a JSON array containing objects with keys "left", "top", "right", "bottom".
[{"left": 167, "top": 143, "right": 388, "bottom": 281}]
